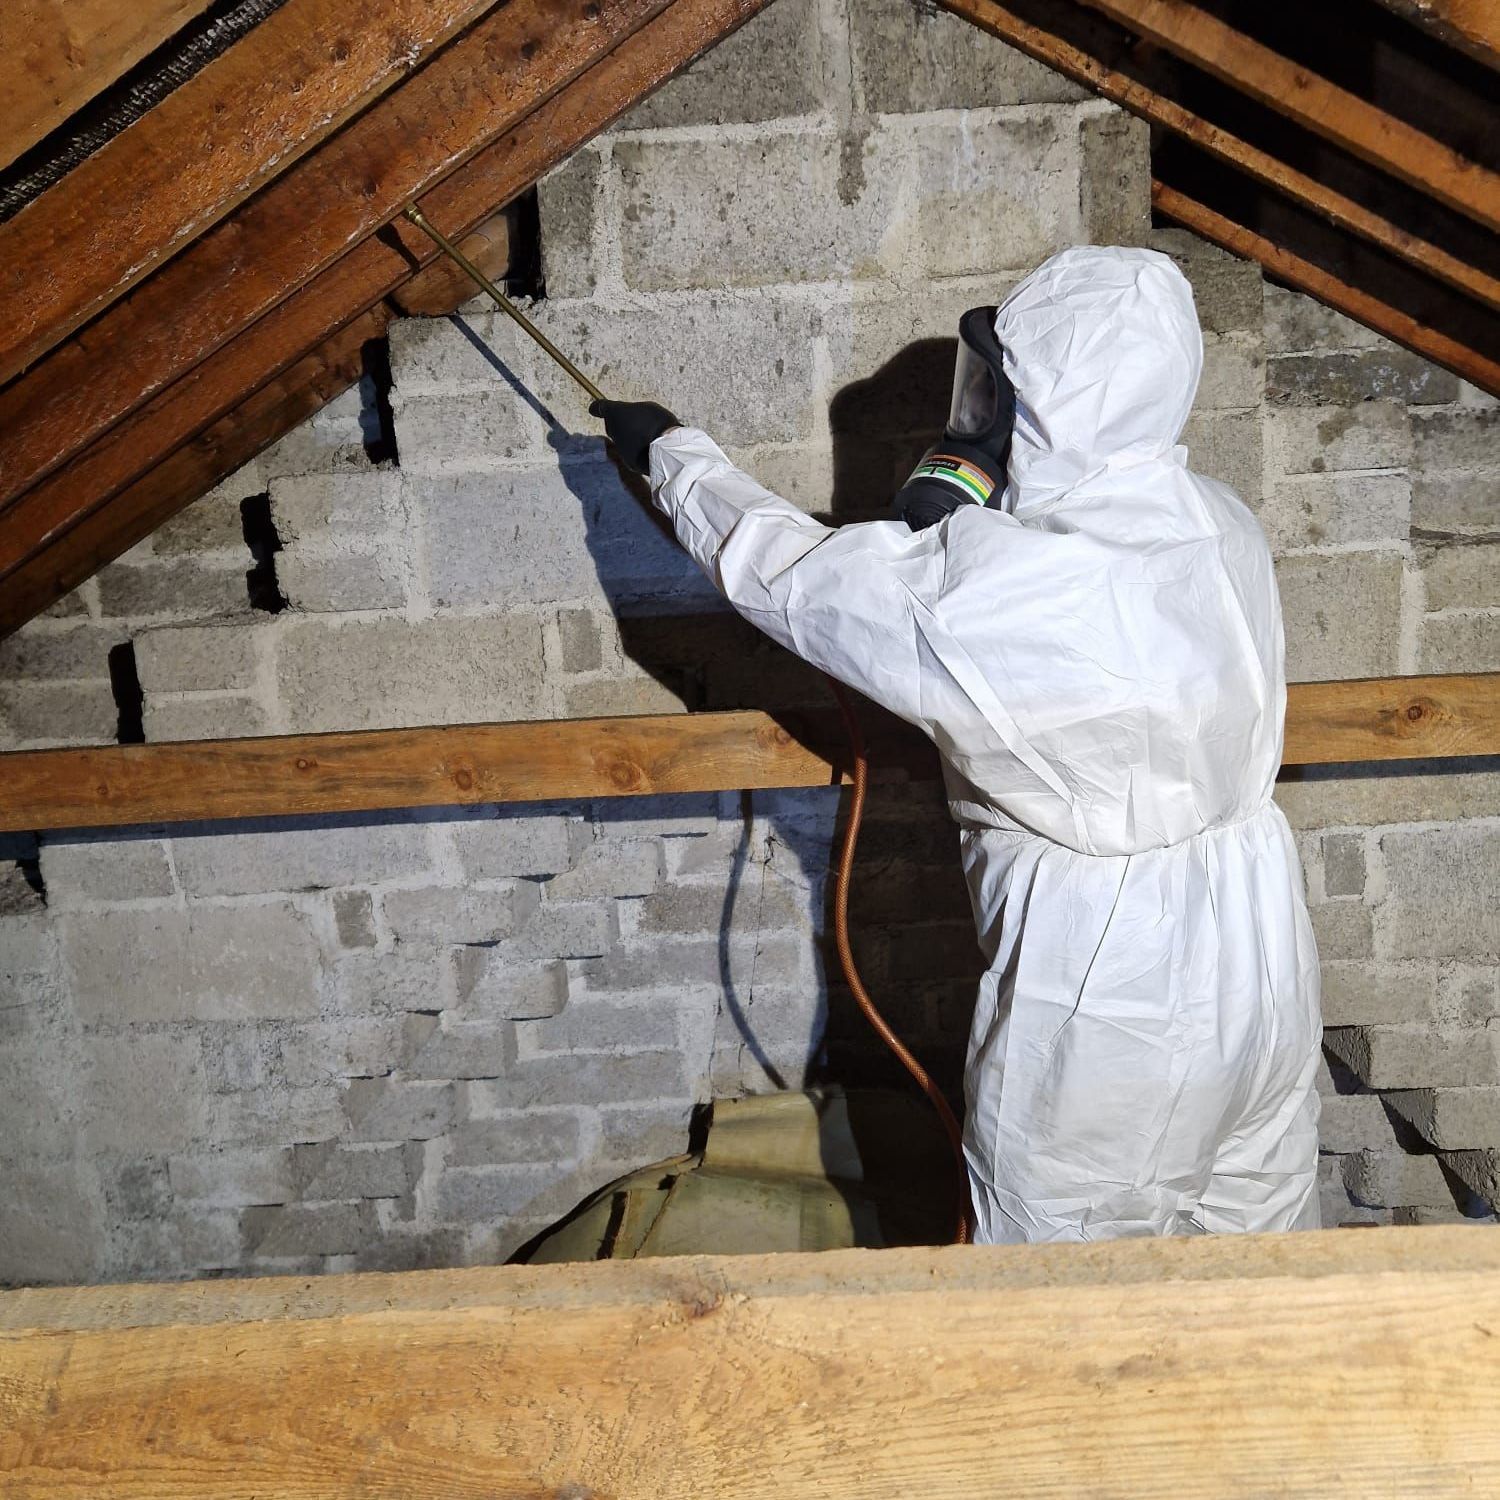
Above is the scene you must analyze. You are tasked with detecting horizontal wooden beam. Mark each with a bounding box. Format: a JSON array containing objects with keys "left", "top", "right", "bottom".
[
  {"left": 1153, "top": 181, "right": 1500, "bottom": 396},
  {"left": 0, "top": 0, "right": 513, "bottom": 384},
  {"left": 0, "top": 675, "right": 1494, "bottom": 835},
  {"left": 938, "top": 0, "right": 1500, "bottom": 313},
  {"left": 1078, "top": 0, "right": 1500, "bottom": 233},
  {"left": 0, "top": 0, "right": 216, "bottom": 173},
  {"left": 4, "top": 1229, "right": 1500, "bottom": 1496}
]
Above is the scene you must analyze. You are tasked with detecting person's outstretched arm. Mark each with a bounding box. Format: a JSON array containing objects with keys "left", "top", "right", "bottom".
[{"left": 641, "top": 424, "right": 940, "bottom": 725}]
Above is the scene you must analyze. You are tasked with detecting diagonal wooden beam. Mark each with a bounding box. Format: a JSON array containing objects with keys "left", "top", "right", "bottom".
[
  {"left": 1153, "top": 180, "right": 1500, "bottom": 396},
  {"left": 936, "top": 0, "right": 1500, "bottom": 313},
  {"left": 0, "top": 0, "right": 217, "bottom": 172},
  {"left": 0, "top": 312, "right": 386, "bottom": 640},
  {"left": 0, "top": 0, "right": 524, "bottom": 384},
  {"left": 0, "top": 0, "right": 772, "bottom": 631},
  {"left": 1076, "top": 0, "right": 1500, "bottom": 232},
  {"left": 0, "top": 0, "right": 674, "bottom": 510},
  {"left": 0, "top": 676, "right": 1493, "bottom": 834}
]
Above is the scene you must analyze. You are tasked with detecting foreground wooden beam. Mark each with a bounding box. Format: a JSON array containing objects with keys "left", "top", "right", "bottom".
[
  {"left": 0, "top": 674, "right": 1494, "bottom": 835},
  {"left": 3, "top": 1229, "right": 1499, "bottom": 1496}
]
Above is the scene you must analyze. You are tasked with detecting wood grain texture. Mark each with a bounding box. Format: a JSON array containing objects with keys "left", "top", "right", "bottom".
[
  {"left": 0, "top": 0, "right": 773, "bottom": 627},
  {"left": 1372, "top": 0, "right": 1500, "bottom": 68},
  {"left": 937, "top": 0, "right": 1500, "bottom": 312},
  {"left": 0, "top": 0, "right": 215, "bottom": 172},
  {"left": 0, "top": 675, "right": 1494, "bottom": 834},
  {"left": 0, "top": 0, "right": 515, "bottom": 384},
  {"left": 1078, "top": 0, "right": 1500, "bottom": 232},
  {"left": 0, "top": 311, "right": 385, "bottom": 640},
  {"left": 0, "top": 0, "right": 673, "bottom": 509},
  {"left": 1152, "top": 180, "right": 1500, "bottom": 396},
  {"left": 3, "top": 1229, "right": 1499, "bottom": 1497},
  {"left": 389, "top": 209, "right": 516, "bottom": 316}
]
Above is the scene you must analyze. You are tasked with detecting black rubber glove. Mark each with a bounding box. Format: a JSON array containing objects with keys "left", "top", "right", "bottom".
[{"left": 589, "top": 398, "right": 680, "bottom": 476}]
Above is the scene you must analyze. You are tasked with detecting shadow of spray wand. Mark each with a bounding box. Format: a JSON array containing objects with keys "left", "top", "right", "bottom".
[{"left": 399, "top": 203, "right": 971, "bottom": 1246}]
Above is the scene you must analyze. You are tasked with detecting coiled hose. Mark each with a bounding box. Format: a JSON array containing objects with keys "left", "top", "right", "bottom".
[{"left": 825, "top": 676, "right": 972, "bottom": 1246}]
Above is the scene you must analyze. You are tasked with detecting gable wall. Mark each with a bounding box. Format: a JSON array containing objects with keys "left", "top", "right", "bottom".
[{"left": 1, "top": 0, "right": 1497, "bottom": 1283}]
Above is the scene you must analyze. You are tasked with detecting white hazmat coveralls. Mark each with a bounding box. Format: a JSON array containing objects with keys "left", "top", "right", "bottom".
[{"left": 644, "top": 245, "right": 1322, "bottom": 1242}]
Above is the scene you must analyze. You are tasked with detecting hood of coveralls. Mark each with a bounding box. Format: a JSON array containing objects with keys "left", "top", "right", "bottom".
[{"left": 994, "top": 246, "right": 1204, "bottom": 519}]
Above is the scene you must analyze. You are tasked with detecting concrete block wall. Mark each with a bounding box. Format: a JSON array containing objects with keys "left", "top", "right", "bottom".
[{"left": 1, "top": 0, "right": 1497, "bottom": 1281}]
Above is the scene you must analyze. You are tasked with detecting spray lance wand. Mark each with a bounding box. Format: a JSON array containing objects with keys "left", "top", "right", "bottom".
[{"left": 402, "top": 204, "right": 971, "bottom": 1245}]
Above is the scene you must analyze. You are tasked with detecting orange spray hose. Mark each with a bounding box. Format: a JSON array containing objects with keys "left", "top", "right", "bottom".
[{"left": 826, "top": 676, "right": 972, "bottom": 1246}]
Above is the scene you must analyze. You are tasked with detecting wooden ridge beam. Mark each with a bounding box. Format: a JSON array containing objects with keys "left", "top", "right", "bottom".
[
  {"left": 1076, "top": 0, "right": 1500, "bottom": 233},
  {"left": 936, "top": 0, "right": 1500, "bottom": 313},
  {"left": 0, "top": 0, "right": 216, "bottom": 173},
  {"left": 0, "top": 0, "right": 675, "bottom": 511},
  {"left": 0, "top": 675, "right": 1494, "bottom": 835},
  {"left": 0, "top": 0, "right": 520, "bottom": 385},
  {"left": 4, "top": 1229, "right": 1500, "bottom": 1496},
  {"left": 1152, "top": 180, "right": 1500, "bottom": 396},
  {"left": 0, "top": 0, "right": 772, "bottom": 627}
]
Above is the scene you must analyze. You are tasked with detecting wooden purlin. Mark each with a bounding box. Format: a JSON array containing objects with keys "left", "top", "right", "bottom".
[
  {"left": 4, "top": 1230, "right": 1500, "bottom": 1496},
  {"left": 0, "top": 675, "right": 1494, "bottom": 835},
  {"left": 0, "top": 0, "right": 774, "bottom": 636},
  {"left": 1152, "top": 181, "right": 1500, "bottom": 397},
  {"left": 0, "top": 0, "right": 517, "bottom": 384},
  {"left": 0, "top": 0, "right": 217, "bottom": 172},
  {"left": 1076, "top": 0, "right": 1500, "bottom": 233},
  {"left": 936, "top": 0, "right": 1500, "bottom": 312}
]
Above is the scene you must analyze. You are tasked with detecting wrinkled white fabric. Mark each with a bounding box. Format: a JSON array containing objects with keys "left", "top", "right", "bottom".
[{"left": 646, "top": 245, "right": 1322, "bottom": 1242}]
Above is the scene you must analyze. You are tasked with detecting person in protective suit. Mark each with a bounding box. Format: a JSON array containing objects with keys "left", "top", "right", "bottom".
[{"left": 591, "top": 245, "right": 1322, "bottom": 1243}]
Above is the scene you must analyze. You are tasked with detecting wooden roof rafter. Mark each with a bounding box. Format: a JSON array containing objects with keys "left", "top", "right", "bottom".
[{"left": 0, "top": 0, "right": 1495, "bottom": 639}]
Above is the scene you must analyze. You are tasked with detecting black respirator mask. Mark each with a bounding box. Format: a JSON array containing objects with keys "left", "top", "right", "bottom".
[{"left": 893, "top": 305, "right": 1016, "bottom": 531}]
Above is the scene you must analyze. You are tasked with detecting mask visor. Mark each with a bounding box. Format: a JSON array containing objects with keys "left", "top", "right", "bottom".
[{"left": 947, "top": 306, "right": 1006, "bottom": 440}]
